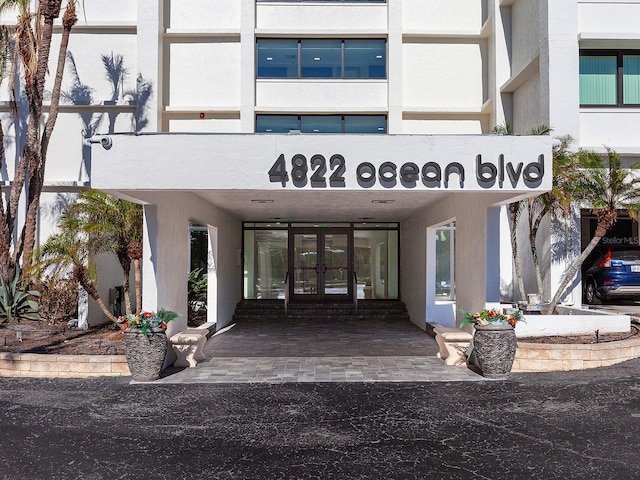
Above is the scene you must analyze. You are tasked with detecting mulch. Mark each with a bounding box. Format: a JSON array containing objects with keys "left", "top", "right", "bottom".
[{"left": 0, "top": 319, "right": 124, "bottom": 355}]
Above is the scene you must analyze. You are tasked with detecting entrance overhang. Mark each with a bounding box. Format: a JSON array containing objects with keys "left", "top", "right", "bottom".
[
  {"left": 92, "top": 133, "right": 554, "bottom": 220},
  {"left": 90, "top": 133, "right": 554, "bottom": 335}
]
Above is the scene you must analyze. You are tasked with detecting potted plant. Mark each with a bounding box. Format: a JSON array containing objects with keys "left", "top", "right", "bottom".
[
  {"left": 116, "top": 308, "right": 180, "bottom": 381},
  {"left": 459, "top": 307, "right": 523, "bottom": 379}
]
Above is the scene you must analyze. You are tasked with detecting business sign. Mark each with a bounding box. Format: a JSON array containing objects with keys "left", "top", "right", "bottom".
[{"left": 268, "top": 152, "right": 545, "bottom": 189}]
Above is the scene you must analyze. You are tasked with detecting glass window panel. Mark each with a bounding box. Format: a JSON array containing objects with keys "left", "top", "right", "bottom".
[
  {"left": 301, "top": 40, "right": 342, "bottom": 78},
  {"left": 243, "top": 230, "right": 288, "bottom": 299},
  {"left": 257, "top": 39, "right": 298, "bottom": 78},
  {"left": 344, "top": 39, "right": 386, "bottom": 78},
  {"left": 324, "top": 234, "right": 348, "bottom": 295},
  {"left": 301, "top": 115, "right": 342, "bottom": 133},
  {"left": 623, "top": 55, "right": 640, "bottom": 105},
  {"left": 354, "top": 230, "right": 398, "bottom": 299},
  {"left": 579, "top": 55, "right": 617, "bottom": 105},
  {"left": 293, "top": 233, "right": 318, "bottom": 295},
  {"left": 344, "top": 115, "right": 387, "bottom": 134},
  {"left": 256, "top": 115, "right": 299, "bottom": 133},
  {"left": 435, "top": 223, "right": 455, "bottom": 300}
]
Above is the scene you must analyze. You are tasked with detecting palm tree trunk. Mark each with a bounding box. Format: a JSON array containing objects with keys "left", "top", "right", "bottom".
[
  {"left": 118, "top": 255, "right": 133, "bottom": 315},
  {"left": 133, "top": 258, "right": 142, "bottom": 314},
  {"left": 508, "top": 202, "right": 527, "bottom": 301},
  {"left": 547, "top": 234, "right": 602, "bottom": 314},
  {"left": 529, "top": 216, "right": 544, "bottom": 297},
  {"left": 75, "top": 265, "right": 117, "bottom": 322},
  {"left": 21, "top": 1, "right": 73, "bottom": 270}
]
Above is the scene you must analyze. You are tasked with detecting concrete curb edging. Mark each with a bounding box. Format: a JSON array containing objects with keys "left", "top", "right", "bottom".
[
  {"left": 0, "top": 352, "right": 130, "bottom": 377},
  {"left": 513, "top": 337, "right": 640, "bottom": 372}
]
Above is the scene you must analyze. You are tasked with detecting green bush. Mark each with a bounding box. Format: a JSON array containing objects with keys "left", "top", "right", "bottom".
[{"left": 0, "top": 267, "right": 41, "bottom": 324}]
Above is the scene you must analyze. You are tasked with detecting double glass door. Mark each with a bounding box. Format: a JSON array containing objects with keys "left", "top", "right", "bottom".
[{"left": 291, "top": 229, "right": 352, "bottom": 301}]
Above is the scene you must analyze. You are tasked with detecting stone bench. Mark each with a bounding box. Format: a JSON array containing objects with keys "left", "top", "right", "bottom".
[
  {"left": 433, "top": 325, "right": 472, "bottom": 367},
  {"left": 169, "top": 328, "right": 208, "bottom": 368}
]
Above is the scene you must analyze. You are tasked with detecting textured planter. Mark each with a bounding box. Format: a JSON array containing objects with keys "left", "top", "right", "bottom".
[
  {"left": 123, "top": 328, "right": 168, "bottom": 381},
  {"left": 473, "top": 324, "right": 517, "bottom": 379}
]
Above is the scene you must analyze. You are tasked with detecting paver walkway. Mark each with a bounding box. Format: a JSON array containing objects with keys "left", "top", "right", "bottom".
[{"left": 153, "top": 317, "right": 483, "bottom": 383}]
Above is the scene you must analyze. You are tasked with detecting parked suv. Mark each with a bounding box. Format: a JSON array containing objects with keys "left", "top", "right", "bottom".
[{"left": 582, "top": 246, "right": 640, "bottom": 304}]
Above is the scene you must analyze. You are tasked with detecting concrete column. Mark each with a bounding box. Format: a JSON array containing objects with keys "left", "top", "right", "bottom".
[
  {"left": 137, "top": 0, "right": 163, "bottom": 132},
  {"left": 486, "top": 206, "right": 502, "bottom": 303},
  {"left": 540, "top": 0, "right": 580, "bottom": 139},
  {"left": 142, "top": 204, "right": 159, "bottom": 313},
  {"left": 387, "top": 0, "right": 403, "bottom": 133},
  {"left": 240, "top": 0, "right": 256, "bottom": 132},
  {"left": 455, "top": 203, "right": 490, "bottom": 327}
]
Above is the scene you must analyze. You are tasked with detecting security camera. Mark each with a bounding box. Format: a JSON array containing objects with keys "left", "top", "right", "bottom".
[
  {"left": 83, "top": 135, "right": 113, "bottom": 150},
  {"left": 99, "top": 136, "right": 113, "bottom": 150}
]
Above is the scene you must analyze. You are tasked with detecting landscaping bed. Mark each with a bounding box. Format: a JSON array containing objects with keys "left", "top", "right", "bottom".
[{"left": 0, "top": 320, "right": 123, "bottom": 355}]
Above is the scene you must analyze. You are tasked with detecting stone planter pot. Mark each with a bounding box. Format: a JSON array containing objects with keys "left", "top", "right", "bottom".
[
  {"left": 123, "top": 327, "right": 168, "bottom": 381},
  {"left": 472, "top": 324, "right": 517, "bottom": 379}
]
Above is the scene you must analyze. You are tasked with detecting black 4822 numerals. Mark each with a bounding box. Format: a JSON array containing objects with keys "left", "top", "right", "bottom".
[{"left": 268, "top": 154, "right": 346, "bottom": 188}]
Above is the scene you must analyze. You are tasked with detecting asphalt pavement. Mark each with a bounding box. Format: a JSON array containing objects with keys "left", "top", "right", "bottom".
[{"left": 1, "top": 359, "right": 640, "bottom": 480}]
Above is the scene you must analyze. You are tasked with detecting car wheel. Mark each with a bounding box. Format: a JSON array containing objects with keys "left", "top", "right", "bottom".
[{"left": 585, "top": 282, "right": 600, "bottom": 305}]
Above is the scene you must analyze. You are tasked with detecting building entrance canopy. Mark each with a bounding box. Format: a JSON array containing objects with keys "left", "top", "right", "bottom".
[
  {"left": 93, "top": 134, "right": 554, "bottom": 222},
  {"left": 90, "top": 133, "right": 554, "bottom": 333}
]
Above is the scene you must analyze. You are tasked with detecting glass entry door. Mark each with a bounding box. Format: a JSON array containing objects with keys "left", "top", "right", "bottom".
[{"left": 291, "top": 229, "right": 352, "bottom": 301}]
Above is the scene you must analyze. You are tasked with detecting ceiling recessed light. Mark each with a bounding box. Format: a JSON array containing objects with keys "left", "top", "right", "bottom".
[
  {"left": 372, "top": 200, "right": 394, "bottom": 204},
  {"left": 251, "top": 199, "right": 274, "bottom": 204}
]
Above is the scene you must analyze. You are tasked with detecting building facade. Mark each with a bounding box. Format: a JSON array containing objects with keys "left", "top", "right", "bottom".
[{"left": 2, "top": 1, "right": 637, "bottom": 336}]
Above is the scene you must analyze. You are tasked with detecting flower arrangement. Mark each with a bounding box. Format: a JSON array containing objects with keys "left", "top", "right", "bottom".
[
  {"left": 116, "top": 308, "right": 181, "bottom": 337},
  {"left": 459, "top": 307, "right": 523, "bottom": 328}
]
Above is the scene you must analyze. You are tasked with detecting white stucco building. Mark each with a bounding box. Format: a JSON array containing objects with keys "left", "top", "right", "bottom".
[{"left": 2, "top": 1, "right": 638, "bottom": 335}]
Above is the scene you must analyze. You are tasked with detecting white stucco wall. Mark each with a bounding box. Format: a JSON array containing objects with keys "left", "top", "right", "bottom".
[
  {"left": 167, "top": 0, "right": 241, "bottom": 30},
  {"left": 510, "top": 0, "right": 540, "bottom": 75},
  {"left": 167, "top": 41, "right": 241, "bottom": 107},
  {"left": 136, "top": 191, "right": 242, "bottom": 337},
  {"left": 402, "top": 192, "right": 513, "bottom": 330},
  {"left": 578, "top": 1, "right": 640, "bottom": 34},
  {"left": 256, "top": 81, "right": 388, "bottom": 111},
  {"left": 403, "top": 42, "right": 487, "bottom": 109},
  {"left": 256, "top": 3, "right": 387, "bottom": 31},
  {"left": 402, "top": 0, "right": 484, "bottom": 32}
]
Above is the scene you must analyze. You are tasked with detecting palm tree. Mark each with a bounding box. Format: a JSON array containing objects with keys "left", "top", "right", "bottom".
[
  {"left": 29, "top": 216, "right": 117, "bottom": 325},
  {"left": 493, "top": 123, "right": 552, "bottom": 302},
  {"left": 525, "top": 134, "right": 594, "bottom": 296},
  {"left": 68, "top": 190, "right": 143, "bottom": 315},
  {"left": 0, "top": 0, "right": 78, "bottom": 281},
  {"left": 547, "top": 148, "right": 640, "bottom": 313}
]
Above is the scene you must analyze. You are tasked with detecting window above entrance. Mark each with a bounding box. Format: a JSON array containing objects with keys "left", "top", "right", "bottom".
[
  {"left": 257, "top": 38, "right": 386, "bottom": 79},
  {"left": 256, "top": 115, "right": 387, "bottom": 134}
]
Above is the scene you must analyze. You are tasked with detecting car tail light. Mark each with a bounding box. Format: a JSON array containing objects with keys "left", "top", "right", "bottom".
[
  {"left": 600, "top": 250, "right": 612, "bottom": 268},
  {"left": 604, "top": 280, "right": 614, "bottom": 285}
]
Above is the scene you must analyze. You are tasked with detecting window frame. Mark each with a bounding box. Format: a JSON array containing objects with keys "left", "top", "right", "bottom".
[
  {"left": 255, "top": 114, "right": 388, "bottom": 134},
  {"left": 580, "top": 49, "right": 640, "bottom": 108},
  {"left": 257, "top": 0, "right": 386, "bottom": 3},
  {"left": 256, "top": 38, "right": 387, "bottom": 80}
]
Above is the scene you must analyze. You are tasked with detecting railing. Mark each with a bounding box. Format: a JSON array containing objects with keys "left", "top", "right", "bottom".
[
  {"left": 284, "top": 272, "right": 290, "bottom": 315},
  {"left": 353, "top": 271, "right": 358, "bottom": 313}
]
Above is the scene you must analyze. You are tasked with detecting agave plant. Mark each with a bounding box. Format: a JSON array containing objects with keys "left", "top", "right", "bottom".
[{"left": 0, "top": 267, "right": 41, "bottom": 324}]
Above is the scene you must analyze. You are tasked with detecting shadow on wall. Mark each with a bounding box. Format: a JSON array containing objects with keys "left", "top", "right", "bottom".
[{"left": 61, "top": 50, "right": 153, "bottom": 181}]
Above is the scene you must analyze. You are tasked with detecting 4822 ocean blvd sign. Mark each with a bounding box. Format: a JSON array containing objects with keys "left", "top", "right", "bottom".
[
  {"left": 91, "top": 134, "right": 553, "bottom": 193},
  {"left": 268, "top": 152, "right": 546, "bottom": 190}
]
